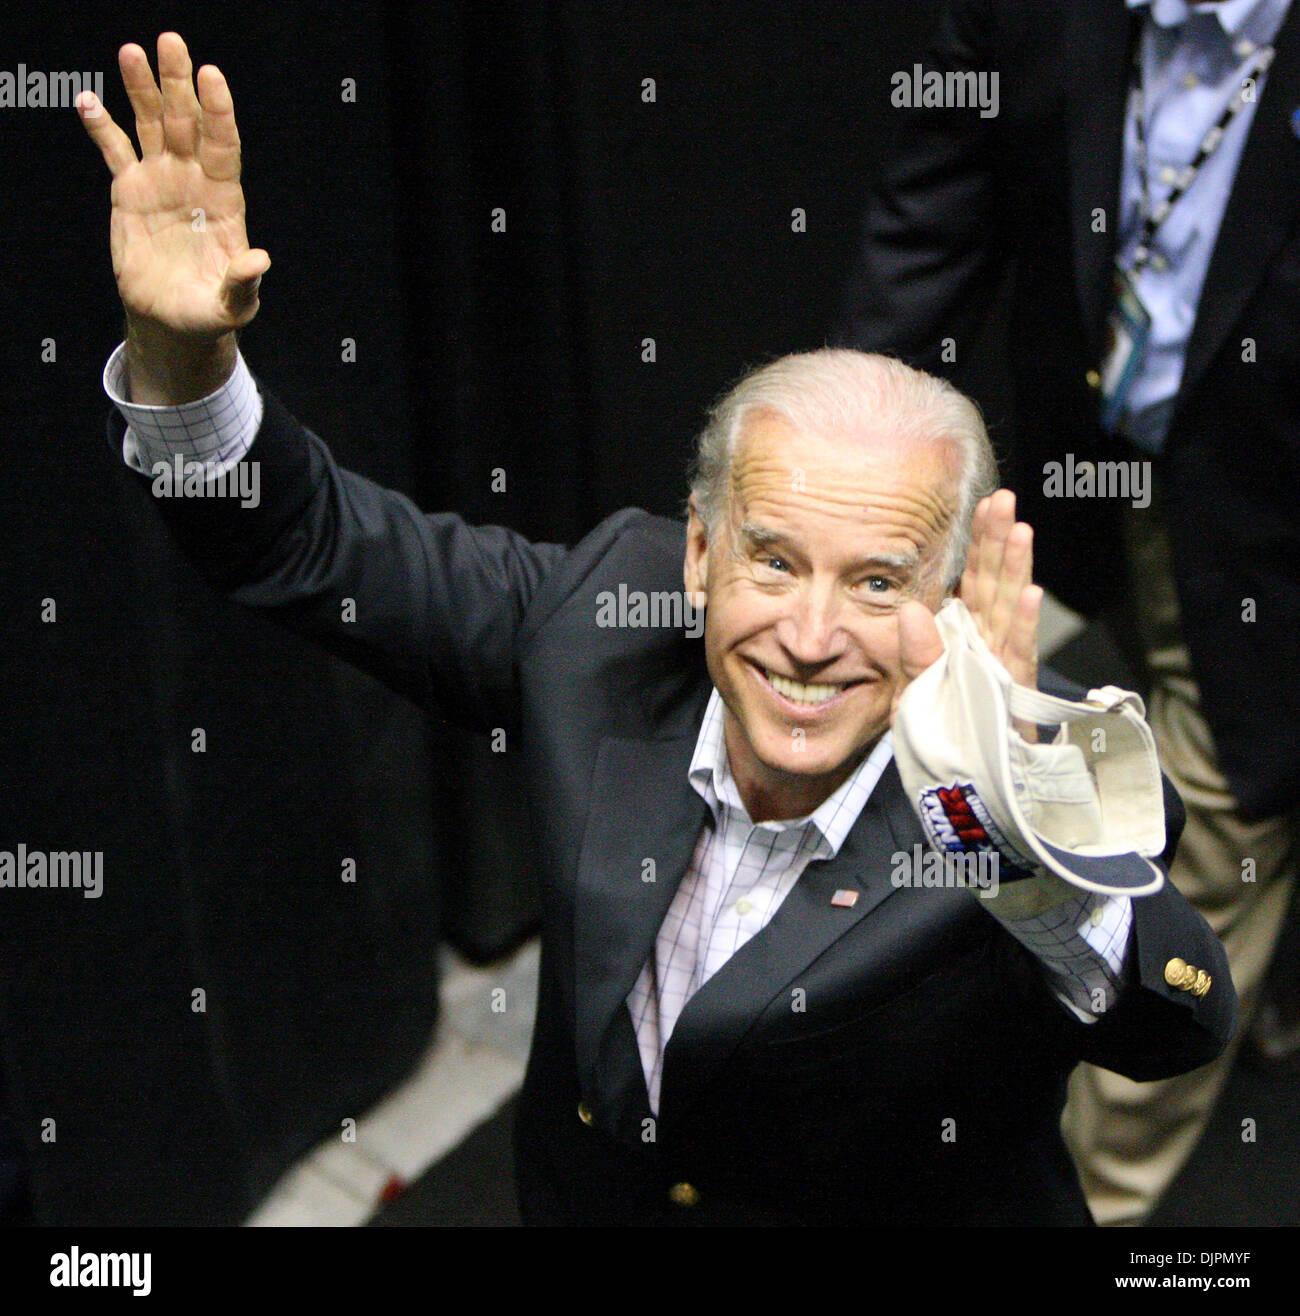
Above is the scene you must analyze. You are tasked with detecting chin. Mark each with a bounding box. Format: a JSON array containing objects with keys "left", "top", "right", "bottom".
[{"left": 752, "top": 731, "right": 866, "bottom": 783}]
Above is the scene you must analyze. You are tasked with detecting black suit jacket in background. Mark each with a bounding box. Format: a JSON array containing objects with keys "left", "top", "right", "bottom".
[
  {"left": 838, "top": 0, "right": 1300, "bottom": 822},
  {"left": 107, "top": 387, "right": 1236, "bottom": 1225}
]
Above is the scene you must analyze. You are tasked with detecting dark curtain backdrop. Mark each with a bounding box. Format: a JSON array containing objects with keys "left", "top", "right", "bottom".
[{"left": 0, "top": 1, "right": 1005, "bottom": 1223}]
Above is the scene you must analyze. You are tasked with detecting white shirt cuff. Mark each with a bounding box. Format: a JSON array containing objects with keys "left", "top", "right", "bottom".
[{"left": 103, "top": 341, "right": 263, "bottom": 477}]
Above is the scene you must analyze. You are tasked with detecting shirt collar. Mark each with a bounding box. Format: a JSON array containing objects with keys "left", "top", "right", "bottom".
[
  {"left": 688, "top": 686, "right": 894, "bottom": 858},
  {"left": 1127, "top": 0, "right": 1281, "bottom": 40}
]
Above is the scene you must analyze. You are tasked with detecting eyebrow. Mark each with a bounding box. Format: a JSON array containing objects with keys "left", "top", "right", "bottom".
[{"left": 737, "top": 521, "right": 921, "bottom": 574}]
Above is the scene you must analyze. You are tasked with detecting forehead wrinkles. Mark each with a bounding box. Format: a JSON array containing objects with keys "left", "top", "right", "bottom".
[{"left": 730, "top": 431, "right": 959, "bottom": 559}]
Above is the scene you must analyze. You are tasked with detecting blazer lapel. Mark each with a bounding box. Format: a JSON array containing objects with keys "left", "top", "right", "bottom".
[
  {"left": 1177, "top": 2, "right": 1300, "bottom": 410},
  {"left": 1066, "top": 0, "right": 1140, "bottom": 353},
  {"left": 659, "top": 761, "right": 920, "bottom": 1123},
  {"left": 572, "top": 730, "right": 710, "bottom": 1096}
]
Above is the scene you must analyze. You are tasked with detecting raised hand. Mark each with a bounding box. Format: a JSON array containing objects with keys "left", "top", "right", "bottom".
[
  {"left": 892, "top": 489, "right": 1043, "bottom": 738},
  {"left": 76, "top": 33, "right": 268, "bottom": 400},
  {"left": 958, "top": 489, "right": 1041, "bottom": 693}
]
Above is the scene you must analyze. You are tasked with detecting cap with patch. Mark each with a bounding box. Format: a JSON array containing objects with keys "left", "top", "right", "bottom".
[{"left": 892, "top": 598, "right": 1166, "bottom": 897}]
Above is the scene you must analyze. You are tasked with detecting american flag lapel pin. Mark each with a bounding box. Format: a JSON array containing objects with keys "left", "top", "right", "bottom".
[{"left": 830, "top": 889, "right": 860, "bottom": 908}]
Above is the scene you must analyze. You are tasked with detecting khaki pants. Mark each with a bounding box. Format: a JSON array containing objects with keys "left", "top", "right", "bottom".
[{"left": 1061, "top": 493, "right": 1299, "bottom": 1226}]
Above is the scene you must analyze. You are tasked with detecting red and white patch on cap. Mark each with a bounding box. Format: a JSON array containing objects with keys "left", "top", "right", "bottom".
[{"left": 918, "top": 781, "right": 1036, "bottom": 880}]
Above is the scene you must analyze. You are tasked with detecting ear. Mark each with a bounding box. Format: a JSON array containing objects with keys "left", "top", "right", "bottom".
[{"left": 683, "top": 498, "right": 710, "bottom": 609}]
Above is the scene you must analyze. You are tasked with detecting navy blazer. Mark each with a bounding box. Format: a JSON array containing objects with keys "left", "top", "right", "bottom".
[{"left": 109, "top": 387, "right": 1236, "bottom": 1225}]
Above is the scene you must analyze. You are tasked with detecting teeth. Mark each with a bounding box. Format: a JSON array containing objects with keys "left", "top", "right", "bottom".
[{"left": 767, "top": 671, "right": 843, "bottom": 705}]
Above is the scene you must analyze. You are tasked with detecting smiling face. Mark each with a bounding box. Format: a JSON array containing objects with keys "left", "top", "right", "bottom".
[{"left": 684, "top": 409, "right": 960, "bottom": 822}]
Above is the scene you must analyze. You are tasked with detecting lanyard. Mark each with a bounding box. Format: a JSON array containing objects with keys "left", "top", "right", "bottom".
[{"left": 1128, "top": 36, "right": 1275, "bottom": 272}]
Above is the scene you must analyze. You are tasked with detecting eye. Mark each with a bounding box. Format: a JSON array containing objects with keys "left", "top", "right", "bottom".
[
  {"left": 761, "top": 556, "right": 790, "bottom": 573},
  {"left": 853, "top": 575, "right": 904, "bottom": 608}
]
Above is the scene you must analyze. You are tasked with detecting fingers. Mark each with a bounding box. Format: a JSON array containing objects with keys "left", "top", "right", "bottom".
[
  {"left": 962, "top": 489, "right": 1033, "bottom": 649},
  {"left": 88, "top": 36, "right": 240, "bottom": 183},
  {"left": 961, "top": 493, "right": 996, "bottom": 621},
  {"left": 1006, "top": 582, "right": 1042, "bottom": 740},
  {"left": 987, "top": 521, "right": 1033, "bottom": 653},
  {"left": 959, "top": 488, "right": 1040, "bottom": 693},
  {"left": 118, "top": 42, "right": 164, "bottom": 158},
  {"left": 965, "top": 491, "right": 1008, "bottom": 640},
  {"left": 157, "top": 31, "right": 202, "bottom": 158},
  {"left": 959, "top": 494, "right": 989, "bottom": 605},
  {"left": 76, "top": 91, "right": 137, "bottom": 177},
  {"left": 1006, "top": 583, "right": 1042, "bottom": 690},
  {"left": 196, "top": 64, "right": 241, "bottom": 182}
]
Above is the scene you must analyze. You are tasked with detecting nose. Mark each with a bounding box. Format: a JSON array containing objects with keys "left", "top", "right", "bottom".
[{"left": 773, "top": 580, "right": 849, "bottom": 671}]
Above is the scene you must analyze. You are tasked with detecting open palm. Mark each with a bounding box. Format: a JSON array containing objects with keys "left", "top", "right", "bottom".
[{"left": 78, "top": 32, "right": 268, "bottom": 339}]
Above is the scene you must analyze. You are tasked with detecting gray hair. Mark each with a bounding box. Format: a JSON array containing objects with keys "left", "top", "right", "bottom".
[{"left": 687, "top": 349, "right": 999, "bottom": 592}]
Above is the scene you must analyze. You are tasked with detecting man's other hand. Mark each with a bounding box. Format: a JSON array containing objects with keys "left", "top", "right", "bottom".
[{"left": 894, "top": 489, "right": 1042, "bottom": 739}]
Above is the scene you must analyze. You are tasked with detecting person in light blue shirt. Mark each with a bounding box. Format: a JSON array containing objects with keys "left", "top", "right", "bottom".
[{"left": 1117, "top": 0, "right": 1291, "bottom": 450}]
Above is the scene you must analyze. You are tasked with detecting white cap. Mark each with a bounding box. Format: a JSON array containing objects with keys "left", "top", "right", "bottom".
[{"left": 892, "top": 598, "right": 1166, "bottom": 896}]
